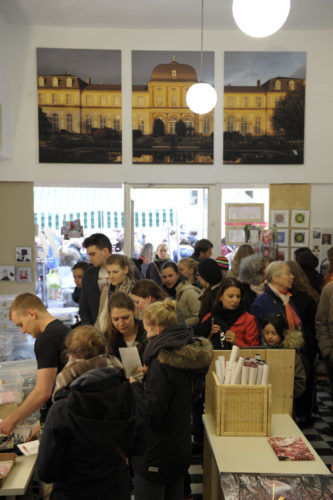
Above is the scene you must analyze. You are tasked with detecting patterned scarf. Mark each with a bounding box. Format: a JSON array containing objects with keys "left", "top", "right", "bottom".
[{"left": 52, "top": 354, "right": 123, "bottom": 401}]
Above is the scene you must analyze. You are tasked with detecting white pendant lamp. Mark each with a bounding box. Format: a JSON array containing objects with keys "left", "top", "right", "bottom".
[
  {"left": 186, "top": 0, "right": 217, "bottom": 115},
  {"left": 232, "top": 0, "right": 291, "bottom": 38}
]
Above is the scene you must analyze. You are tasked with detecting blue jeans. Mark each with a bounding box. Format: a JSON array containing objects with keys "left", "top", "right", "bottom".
[{"left": 134, "top": 472, "right": 184, "bottom": 500}]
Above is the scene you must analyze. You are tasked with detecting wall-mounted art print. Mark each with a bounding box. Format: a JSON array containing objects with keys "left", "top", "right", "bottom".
[
  {"left": 270, "top": 209, "right": 289, "bottom": 228},
  {"left": 226, "top": 203, "right": 264, "bottom": 223},
  {"left": 276, "top": 229, "right": 289, "bottom": 246},
  {"left": 223, "top": 51, "right": 306, "bottom": 165},
  {"left": 132, "top": 51, "right": 214, "bottom": 164},
  {"left": 226, "top": 227, "right": 246, "bottom": 245},
  {"left": 291, "top": 229, "right": 309, "bottom": 247},
  {"left": 0, "top": 266, "right": 15, "bottom": 281},
  {"left": 277, "top": 248, "right": 288, "bottom": 261},
  {"left": 16, "top": 247, "right": 32, "bottom": 263},
  {"left": 291, "top": 209, "right": 310, "bottom": 228},
  {"left": 16, "top": 267, "right": 32, "bottom": 283},
  {"left": 37, "top": 48, "right": 121, "bottom": 164}
]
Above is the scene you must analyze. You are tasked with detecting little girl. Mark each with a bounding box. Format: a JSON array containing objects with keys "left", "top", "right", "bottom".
[{"left": 262, "top": 314, "right": 306, "bottom": 400}]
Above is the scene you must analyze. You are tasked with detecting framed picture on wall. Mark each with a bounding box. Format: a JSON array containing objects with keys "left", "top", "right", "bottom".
[
  {"left": 226, "top": 227, "right": 246, "bottom": 245},
  {"left": 291, "top": 209, "right": 310, "bottom": 228},
  {"left": 276, "top": 229, "right": 289, "bottom": 246},
  {"left": 291, "top": 229, "right": 309, "bottom": 247},
  {"left": 270, "top": 209, "right": 289, "bottom": 228},
  {"left": 16, "top": 267, "right": 32, "bottom": 283},
  {"left": 16, "top": 247, "right": 32, "bottom": 263},
  {"left": 0, "top": 266, "right": 15, "bottom": 281},
  {"left": 277, "top": 248, "right": 288, "bottom": 261},
  {"left": 226, "top": 203, "right": 264, "bottom": 223}
]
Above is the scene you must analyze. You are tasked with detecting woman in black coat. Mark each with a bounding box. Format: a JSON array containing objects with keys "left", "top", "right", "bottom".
[
  {"left": 36, "top": 325, "right": 136, "bottom": 500},
  {"left": 131, "top": 298, "right": 213, "bottom": 500}
]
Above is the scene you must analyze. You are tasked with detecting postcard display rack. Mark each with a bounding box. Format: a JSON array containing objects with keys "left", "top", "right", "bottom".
[{"left": 205, "top": 348, "right": 295, "bottom": 437}]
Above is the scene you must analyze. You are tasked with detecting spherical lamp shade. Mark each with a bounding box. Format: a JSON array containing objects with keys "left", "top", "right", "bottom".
[
  {"left": 232, "top": 0, "right": 291, "bottom": 38},
  {"left": 186, "top": 83, "right": 217, "bottom": 114}
]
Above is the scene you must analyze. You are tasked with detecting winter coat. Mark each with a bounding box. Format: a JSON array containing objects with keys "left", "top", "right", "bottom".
[
  {"left": 262, "top": 330, "right": 306, "bottom": 399},
  {"left": 95, "top": 276, "right": 135, "bottom": 333},
  {"left": 197, "top": 304, "right": 259, "bottom": 350},
  {"left": 175, "top": 280, "right": 201, "bottom": 326},
  {"left": 79, "top": 266, "right": 100, "bottom": 325},
  {"left": 131, "top": 325, "right": 213, "bottom": 484},
  {"left": 241, "top": 283, "right": 258, "bottom": 311},
  {"left": 36, "top": 357, "right": 136, "bottom": 500},
  {"left": 291, "top": 288, "right": 318, "bottom": 363},
  {"left": 316, "top": 281, "right": 333, "bottom": 364},
  {"left": 249, "top": 284, "right": 300, "bottom": 335}
]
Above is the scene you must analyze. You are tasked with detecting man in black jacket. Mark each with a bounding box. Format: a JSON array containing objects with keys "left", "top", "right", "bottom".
[{"left": 79, "top": 233, "right": 112, "bottom": 324}]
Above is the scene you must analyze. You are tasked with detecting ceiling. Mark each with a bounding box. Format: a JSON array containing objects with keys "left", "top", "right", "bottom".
[{"left": 0, "top": 0, "right": 333, "bottom": 31}]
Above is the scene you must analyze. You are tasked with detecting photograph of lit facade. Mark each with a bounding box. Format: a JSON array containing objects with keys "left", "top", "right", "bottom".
[
  {"left": 132, "top": 51, "right": 214, "bottom": 164},
  {"left": 223, "top": 51, "right": 306, "bottom": 165}
]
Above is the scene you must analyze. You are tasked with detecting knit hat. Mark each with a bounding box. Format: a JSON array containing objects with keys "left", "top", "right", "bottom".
[
  {"left": 198, "top": 259, "right": 222, "bottom": 286},
  {"left": 215, "top": 256, "right": 229, "bottom": 271}
]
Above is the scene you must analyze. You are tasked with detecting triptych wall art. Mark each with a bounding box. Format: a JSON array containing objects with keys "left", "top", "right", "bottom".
[{"left": 37, "top": 48, "right": 306, "bottom": 166}]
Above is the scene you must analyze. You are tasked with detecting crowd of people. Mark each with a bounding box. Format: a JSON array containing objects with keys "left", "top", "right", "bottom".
[{"left": 1, "top": 232, "right": 333, "bottom": 500}]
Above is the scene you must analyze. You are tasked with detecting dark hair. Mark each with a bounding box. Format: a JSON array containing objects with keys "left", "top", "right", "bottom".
[
  {"left": 131, "top": 280, "right": 167, "bottom": 301},
  {"left": 161, "top": 261, "right": 179, "bottom": 274},
  {"left": 287, "top": 260, "right": 319, "bottom": 301},
  {"left": 72, "top": 261, "right": 90, "bottom": 272},
  {"left": 262, "top": 314, "right": 287, "bottom": 338},
  {"left": 106, "top": 254, "right": 134, "bottom": 280},
  {"left": 83, "top": 233, "right": 112, "bottom": 252},
  {"left": 193, "top": 239, "right": 213, "bottom": 257},
  {"left": 212, "top": 278, "right": 243, "bottom": 309},
  {"left": 106, "top": 293, "right": 136, "bottom": 352}
]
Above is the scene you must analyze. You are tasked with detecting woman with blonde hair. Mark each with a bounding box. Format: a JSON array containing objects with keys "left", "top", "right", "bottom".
[
  {"left": 95, "top": 254, "right": 135, "bottom": 332},
  {"left": 178, "top": 257, "right": 200, "bottom": 287},
  {"left": 145, "top": 243, "right": 170, "bottom": 286},
  {"left": 36, "top": 325, "right": 136, "bottom": 500},
  {"left": 131, "top": 298, "right": 213, "bottom": 500},
  {"left": 228, "top": 243, "right": 254, "bottom": 278}
]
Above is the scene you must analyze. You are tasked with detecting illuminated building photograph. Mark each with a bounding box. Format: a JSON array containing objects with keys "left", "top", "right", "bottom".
[
  {"left": 132, "top": 50, "right": 214, "bottom": 164},
  {"left": 223, "top": 51, "right": 306, "bottom": 165},
  {"left": 37, "top": 48, "right": 122, "bottom": 163}
]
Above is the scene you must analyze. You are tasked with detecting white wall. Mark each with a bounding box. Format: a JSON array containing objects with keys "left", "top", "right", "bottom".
[
  {"left": 0, "top": 13, "right": 10, "bottom": 158},
  {"left": 0, "top": 23, "right": 332, "bottom": 186}
]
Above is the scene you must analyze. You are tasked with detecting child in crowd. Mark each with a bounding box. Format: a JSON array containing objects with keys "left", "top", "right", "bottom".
[{"left": 262, "top": 314, "right": 306, "bottom": 401}]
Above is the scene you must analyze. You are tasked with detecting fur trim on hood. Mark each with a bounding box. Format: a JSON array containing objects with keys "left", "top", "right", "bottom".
[
  {"left": 281, "top": 329, "right": 304, "bottom": 350},
  {"left": 157, "top": 337, "right": 213, "bottom": 371}
]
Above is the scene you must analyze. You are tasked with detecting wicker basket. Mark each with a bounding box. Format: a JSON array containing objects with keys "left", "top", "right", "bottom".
[{"left": 207, "top": 371, "right": 272, "bottom": 436}]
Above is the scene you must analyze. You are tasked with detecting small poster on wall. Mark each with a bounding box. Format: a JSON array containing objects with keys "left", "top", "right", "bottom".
[
  {"left": 16, "top": 267, "right": 33, "bottom": 283},
  {"left": 16, "top": 247, "right": 32, "bottom": 263},
  {"left": 0, "top": 266, "right": 15, "bottom": 281}
]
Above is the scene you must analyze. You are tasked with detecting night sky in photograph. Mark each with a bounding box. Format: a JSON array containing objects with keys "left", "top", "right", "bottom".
[
  {"left": 224, "top": 52, "right": 306, "bottom": 86},
  {"left": 37, "top": 48, "right": 121, "bottom": 84},
  {"left": 132, "top": 50, "right": 214, "bottom": 85}
]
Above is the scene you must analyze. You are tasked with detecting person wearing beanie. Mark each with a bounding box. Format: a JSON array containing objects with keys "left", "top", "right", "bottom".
[
  {"left": 194, "top": 259, "right": 223, "bottom": 337},
  {"left": 295, "top": 248, "right": 323, "bottom": 294},
  {"left": 215, "top": 256, "right": 229, "bottom": 277}
]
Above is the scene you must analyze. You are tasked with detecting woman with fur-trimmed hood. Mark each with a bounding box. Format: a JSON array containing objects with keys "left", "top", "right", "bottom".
[
  {"left": 262, "top": 314, "right": 306, "bottom": 400},
  {"left": 130, "top": 298, "right": 213, "bottom": 500}
]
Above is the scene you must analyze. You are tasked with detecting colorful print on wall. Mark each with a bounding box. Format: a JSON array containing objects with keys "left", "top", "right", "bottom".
[
  {"left": 223, "top": 51, "right": 306, "bottom": 165},
  {"left": 37, "top": 48, "right": 122, "bottom": 164},
  {"left": 132, "top": 50, "right": 214, "bottom": 164}
]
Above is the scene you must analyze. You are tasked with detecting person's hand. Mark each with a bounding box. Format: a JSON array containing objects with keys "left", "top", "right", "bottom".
[
  {"left": 0, "top": 414, "right": 17, "bottom": 436},
  {"left": 129, "top": 377, "right": 137, "bottom": 384},
  {"left": 135, "top": 365, "right": 148, "bottom": 374},
  {"left": 208, "top": 318, "right": 221, "bottom": 339},
  {"left": 225, "top": 329, "right": 236, "bottom": 344},
  {"left": 26, "top": 423, "right": 41, "bottom": 442}
]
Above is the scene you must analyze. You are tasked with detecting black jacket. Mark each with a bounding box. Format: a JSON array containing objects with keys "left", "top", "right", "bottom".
[
  {"left": 131, "top": 325, "right": 213, "bottom": 484},
  {"left": 79, "top": 266, "right": 100, "bottom": 325},
  {"left": 36, "top": 366, "right": 136, "bottom": 500},
  {"left": 107, "top": 320, "right": 147, "bottom": 363}
]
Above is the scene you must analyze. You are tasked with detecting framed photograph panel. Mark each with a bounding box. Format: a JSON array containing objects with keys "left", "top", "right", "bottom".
[
  {"left": 16, "top": 247, "right": 32, "bottom": 263},
  {"left": 226, "top": 204, "right": 264, "bottom": 223},
  {"left": 277, "top": 248, "right": 289, "bottom": 261},
  {"left": 270, "top": 209, "right": 289, "bottom": 228},
  {"left": 0, "top": 266, "right": 15, "bottom": 281},
  {"left": 291, "top": 229, "right": 309, "bottom": 247},
  {"left": 291, "top": 209, "right": 310, "bottom": 228},
  {"left": 16, "top": 267, "right": 33, "bottom": 283},
  {"left": 276, "top": 229, "right": 289, "bottom": 247},
  {"left": 226, "top": 227, "right": 246, "bottom": 245}
]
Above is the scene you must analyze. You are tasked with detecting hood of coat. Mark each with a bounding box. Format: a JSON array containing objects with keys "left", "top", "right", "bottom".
[
  {"left": 63, "top": 367, "right": 135, "bottom": 440},
  {"left": 281, "top": 329, "right": 304, "bottom": 350},
  {"left": 158, "top": 336, "right": 213, "bottom": 372},
  {"left": 176, "top": 280, "right": 201, "bottom": 299}
]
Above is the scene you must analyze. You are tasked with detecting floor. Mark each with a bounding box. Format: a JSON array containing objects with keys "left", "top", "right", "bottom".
[{"left": 22, "top": 379, "right": 333, "bottom": 500}]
